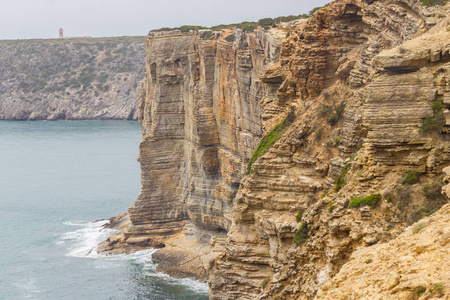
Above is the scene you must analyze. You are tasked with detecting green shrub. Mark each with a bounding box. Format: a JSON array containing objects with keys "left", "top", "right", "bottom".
[
  {"left": 117, "top": 65, "right": 131, "bottom": 73},
  {"left": 98, "top": 73, "right": 109, "bottom": 83},
  {"left": 334, "top": 164, "right": 349, "bottom": 192},
  {"left": 394, "top": 184, "right": 409, "bottom": 202},
  {"left": 289, "top": 81, "right": 296, "bottom": 87},
  {"left": 273, "top": 14, "right": 309, "bottom": 24},
  {"left": 402, "top": 171, "right": 419, "bottom": 185},
  {"left": 246, "top": 111, "right": 296, "bottom": 174},
  {"left": 309, "top": 6, "right": 323, "bottom": 15},
  {"left": 328, "top": 202, "right": 336, "bottom": 213},
  {"left": 319, "top": 100, "right": 346, "bottom": 126},
  {"left": 179, "top": 25, "right": 209, "bottom": 32},
  {"left": 314, "top": 125, "right": 323, "bottom": 140},
  {"left": 200, "top": 31, "right": 213, "bottom": 40},
  {"left": 237, "top": 21, "right": 258, "bottom": 32},
  {"left": 430, "top": 283, "right": 445, "bottom": 294},
  {"left": 295, "top": 210, "right": 303, "bottom": 222},
  {"left": 423, "top": 177, "right": 444, "bottom": 200},
  {"left": 420, "top": 99, "right": 445, "bottom": 134},
  {"left": 422, "top": 203, "right": 442, "bottom": 216},
  {"left": 420, "top": 0, "right": 448, "bottom": 6},
  {"left": 365, "top": 194, "right": 382, "bottom": 207},
  {"left": 327, "top": 101, "right": 346, "bottom": 126},
  {"left": 258, "top": 18, "right": 274, "bottom": 29},
  {"left": 325, "top": 139, "right": 335, "bottom": 152},
  {"left": 348, "top": 193, "right": 382, "bottom": 208},
  {"left": 293, "top": 222, "right": 308, "bottom": 245},
  {"left": 224, "top": 34, "right": 235, "bottom": 43},
  {"left": 318, "top": 102, "right": 333, "bottom": 117},
  {"left": 334, "top": 101, "right": 346, "bottom": 119},
  {"left": 348, "top": 196, "right": 365, "bottom": 208},
  {"left": 417, "top": 286, "right": 426, "bottom": 296}
]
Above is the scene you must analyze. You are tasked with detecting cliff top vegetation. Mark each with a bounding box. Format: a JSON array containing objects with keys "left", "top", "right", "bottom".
[{"left": 151, "top": 5, "right": 329, "bottom": 33}]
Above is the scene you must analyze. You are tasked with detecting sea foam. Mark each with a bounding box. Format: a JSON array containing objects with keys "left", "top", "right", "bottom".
[
  {"left": 62, "top": 219, "right": 115, "bottom": 257},
  {"left": 61, "top": 221, "right": 209, "bottom": 294}
]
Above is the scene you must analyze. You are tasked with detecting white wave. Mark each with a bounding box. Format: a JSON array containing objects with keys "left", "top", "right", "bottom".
[
  {"left": 176, "top": 277, "right": 209, "bottom": 294},
  {"left": 62, "top": 219, "right": 115, "bottom": 257},
  {"left": 123, "top": 249, "right": 158, "bottom": 265},
  {"left": 122, "top": 250, "right": 209, "bottom": 293},
  {"left": 103, "top": 248, "right": 209, "bottom": 293},
  {"left": 61, "top": 222, "right": 208, "bottom": 294}
]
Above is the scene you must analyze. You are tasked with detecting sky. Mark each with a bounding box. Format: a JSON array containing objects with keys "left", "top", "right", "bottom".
[{"left": 0, "top": 0, "right": 330, "bottom": 40}]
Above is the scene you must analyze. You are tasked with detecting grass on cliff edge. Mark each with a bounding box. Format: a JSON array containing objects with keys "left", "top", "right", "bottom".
[
  {"left": 420, "top": 0, "right": 448, "bottom": 6},
  {"left": 151, "top": 11, "right": 318, "bottom": 33},
  {"left": 246, "top": 111, "right": 296, "bottom": 175}
]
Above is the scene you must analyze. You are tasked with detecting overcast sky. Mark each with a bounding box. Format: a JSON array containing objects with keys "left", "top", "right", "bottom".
[{"left": 1, "top": 0, "right": 330, "bottom": 40}]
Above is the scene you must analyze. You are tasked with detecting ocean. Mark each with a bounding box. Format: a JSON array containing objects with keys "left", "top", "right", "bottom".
[{"left": 0, "top": 120, "right": 209, "bottom": 300}]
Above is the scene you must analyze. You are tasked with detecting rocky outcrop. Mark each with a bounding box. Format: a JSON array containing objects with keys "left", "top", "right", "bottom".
[
  {"left": 0, "top": 36, "right": 144, "bottom": 120},
  {"left": 102, "top": 0, "right": 450, "bottom": 299},
  {"left": 317, "top": 204, "right": 450, "bottom": 300},
  {"left": 210, "top": 1, "right": 450, "bottom": 299}
]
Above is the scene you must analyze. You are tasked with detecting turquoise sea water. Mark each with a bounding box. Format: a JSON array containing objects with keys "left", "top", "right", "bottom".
[{"left": 0, "top": 120, "right": 209, "bottom": 300}]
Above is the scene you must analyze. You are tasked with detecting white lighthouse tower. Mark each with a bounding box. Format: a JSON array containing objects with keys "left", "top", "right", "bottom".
[{"left": 59, "top": 27, "right": 63, "bottom": 38}]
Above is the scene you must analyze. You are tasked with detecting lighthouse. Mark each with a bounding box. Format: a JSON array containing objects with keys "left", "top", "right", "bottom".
[{"left": 59, "top": 27, "right": 63, "bottom": 38}]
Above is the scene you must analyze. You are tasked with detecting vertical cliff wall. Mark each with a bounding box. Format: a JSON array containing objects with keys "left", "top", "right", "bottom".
[
  {"left": 128, "top": 29, "right": 284, "bottom": 234},
  {"left": 210, "top": 0, "right": 450, "bottom": 299}
]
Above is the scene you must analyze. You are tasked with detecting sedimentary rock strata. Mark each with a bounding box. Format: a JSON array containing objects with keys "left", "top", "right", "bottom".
[
  {"left": 317, "top": 204, "right": 450, "bottom": 300},
  {"left": 99, "top": 27, "right": 286, "bottom": 279},
  {"left": 103, "top": 0, "right": 450, "bottom": 299},
  {"left": 129, "top": 28, "right": 285, "bottom": 232},
  {"left": 211, "top": 1, "right": 450, "bottom": 299}
]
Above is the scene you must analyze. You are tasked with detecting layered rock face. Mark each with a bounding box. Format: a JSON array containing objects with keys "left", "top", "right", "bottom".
[
  {"left": 103, "top": 0, "right": 450, "bottom": 298},
  {"left": 317, "top": 203, "right": 450, "bottom": 299},
  {"left": 0, "top": 37, "right": 144, "bottom": 120},
  {"left": 98, "top": 28, "right": 286, "bottom": 279},
  {"left": 129, "top": 29, "right": 284, "bottom": 232},
  {"left": 210, "top": 0, "right": 450, "bottom": 299}
]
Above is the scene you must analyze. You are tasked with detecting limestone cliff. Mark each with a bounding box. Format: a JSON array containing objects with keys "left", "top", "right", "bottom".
[
  {"left": 211, "top": 0, "right": 450, "bottom": 299},
  {"left": 317, "top": 203, "right": 450, "bottom": 299},
  {"left": 99, "top": 27, "right": 286, "bottom": 279},
  {"left": 0, "top": 36, "right": 144, "bottom": 120},
  {"left": 102, "top": 0, "right": 450, "bottom": 299}
]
